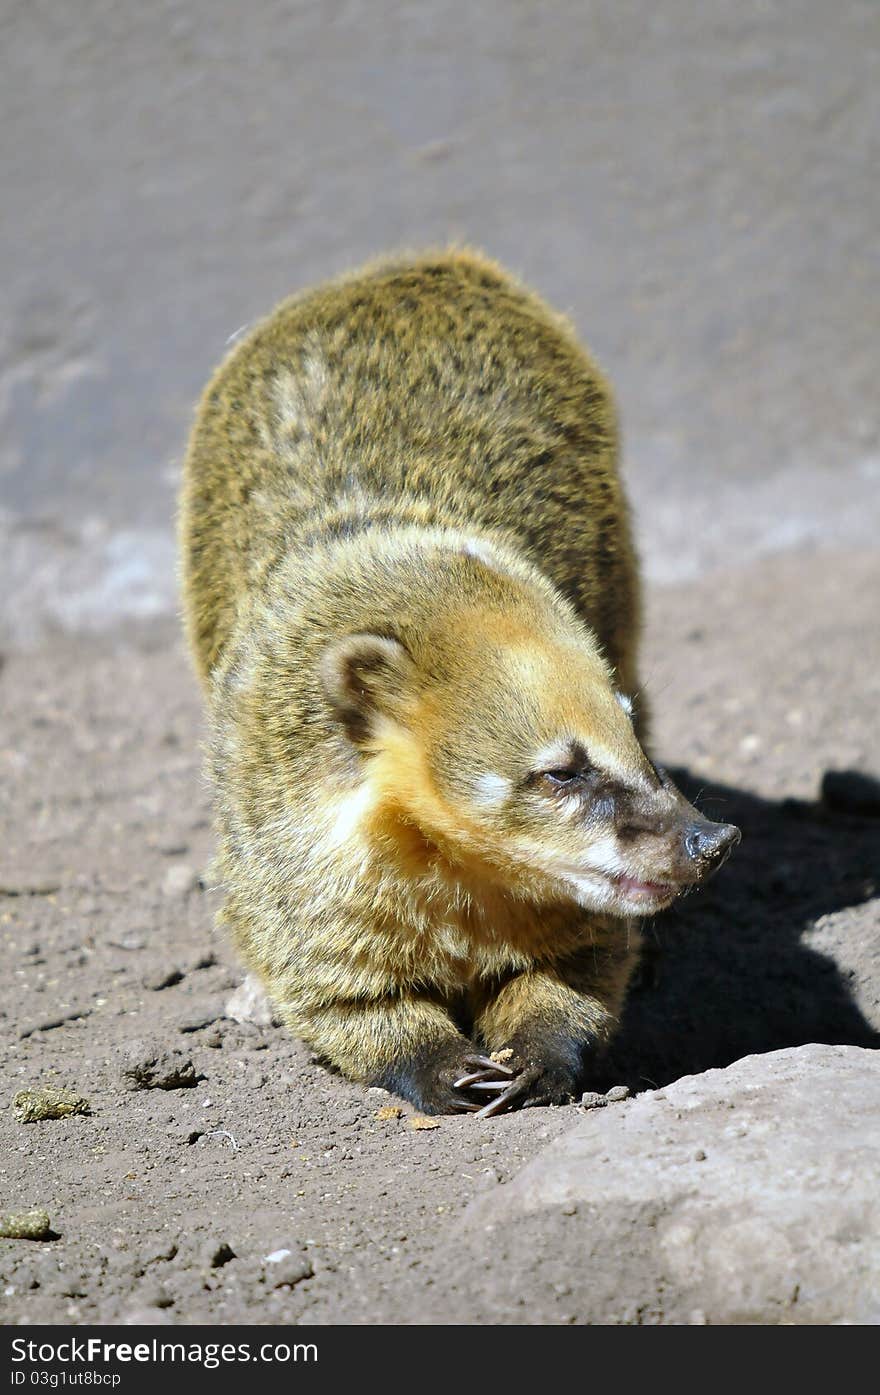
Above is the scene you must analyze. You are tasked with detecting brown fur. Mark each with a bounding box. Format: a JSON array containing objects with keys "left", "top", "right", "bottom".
[{"left": 179, "top": 248, "right": 738, "bottom": 1114}]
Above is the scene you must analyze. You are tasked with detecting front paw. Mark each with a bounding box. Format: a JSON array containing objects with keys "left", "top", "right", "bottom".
[
  {"left": 474, "top": 1037, "right": 583, "bottom": 1116},
  {"left": 372, "top": 1040, "right": 518, "bottom": 1116}
]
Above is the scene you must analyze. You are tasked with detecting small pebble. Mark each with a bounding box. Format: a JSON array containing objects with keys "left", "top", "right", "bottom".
[
  {"left": 579, "top": 1091, "right": 608, "bottom": 1110},
  {"left": 189, "top": 951, "right": 218, "bottom": 971},
  {"left": 177, "top": 1010, "right": 221, "bottom": 1034},
  {"left": 138, "top": 1241, "right": 178, "bottom": 1268},
  {"left": 605, "top": 1085, "right": 631, "bottom": 1102}
]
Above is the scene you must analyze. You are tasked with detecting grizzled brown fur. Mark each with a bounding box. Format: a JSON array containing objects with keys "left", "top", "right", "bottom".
[{"left": 179, "top": 249, "right": 738, "bottom": 1115}]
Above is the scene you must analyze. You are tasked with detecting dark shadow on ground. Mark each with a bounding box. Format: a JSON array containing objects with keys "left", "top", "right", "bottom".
[{"left": 593, "top": 767, "right": 880, "bottom": 1091}]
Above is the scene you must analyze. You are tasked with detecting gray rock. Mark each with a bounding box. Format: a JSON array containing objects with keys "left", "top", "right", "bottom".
[
  {"left": 604, "top": 1085, "right": 631, "bottom": 1102},
  {"left": 176, "top": 1005, "right": 221, "bottom": 1034},
  {"left": 121, "top": 1043, "right": 200, "bottom": 1091},
  {"left": 468, "top": 1044, "right": 880, "bottom": 1325},
  {"left": 579, "top": 1091, "right": 607, "bottom": 1110}
]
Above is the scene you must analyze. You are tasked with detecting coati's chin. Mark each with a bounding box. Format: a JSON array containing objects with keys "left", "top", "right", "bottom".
[
  {"left": 558, "top": 865, "right": 678, "bottom": 916},
  {"left": 605, "top": 872, "right": 680, "bottom": 914}
]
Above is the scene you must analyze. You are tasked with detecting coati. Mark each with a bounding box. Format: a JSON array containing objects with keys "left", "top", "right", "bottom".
[{"left": 179, "top": 248, "right": 740, "bottom": 1116}]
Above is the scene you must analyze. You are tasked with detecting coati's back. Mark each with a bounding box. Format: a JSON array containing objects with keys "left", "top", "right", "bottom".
[{"left": 180, "top": 248, "right": 639, "bottom": 691}]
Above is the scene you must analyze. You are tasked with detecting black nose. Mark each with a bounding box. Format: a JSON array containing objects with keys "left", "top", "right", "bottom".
[{"left": 684, "top": 821, "right": 741, "bottom": 871}]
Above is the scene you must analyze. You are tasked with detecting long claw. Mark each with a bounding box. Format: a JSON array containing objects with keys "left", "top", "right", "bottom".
[
  {"left": 463, "top": 1080, "right": 513, "bottom": 1092},
  {"left": 453, "top": 1069, "right": 501, "bottom": 1090},
  {"left": 463, "top": 1053, "right": 517, "bottom": 1078},
  {"left": 474, "top": 1076, "right": 530, "bottom": 1119}
]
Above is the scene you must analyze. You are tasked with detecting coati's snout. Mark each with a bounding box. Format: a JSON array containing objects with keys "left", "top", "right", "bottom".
[
  {"left": 610, "top": 769, "right": 741, "bottom": 909},
  {"left": 496, "top": 743, "right": 742, "bottom": 917}
]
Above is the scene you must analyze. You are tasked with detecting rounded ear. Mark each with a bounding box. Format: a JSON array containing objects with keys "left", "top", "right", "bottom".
[{"left": 320, "top": 634, "right": 416, "bottom": 745}]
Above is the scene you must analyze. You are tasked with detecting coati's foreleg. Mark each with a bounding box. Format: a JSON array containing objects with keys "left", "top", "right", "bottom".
[
  {"left": 291, "top": 995, "right": 519, "bottom": 1116},
  {"left": 473, "top": 937, "right": 638, "bottom": 1114}
]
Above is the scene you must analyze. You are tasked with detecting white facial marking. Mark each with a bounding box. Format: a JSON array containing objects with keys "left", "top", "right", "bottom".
[
  {"left": 533, "top": 742, "right": 578, "bottom": 773},
  {"left": 581, "top": 834, "right": 628, "bottom": 877},
  {"left": 615, "top": 692, "right": 634, "bottom": 716},
  {"left": 472, "top": 772, "right": 512, "bottom": 808},
  {"left": 558, "top": 792, "right": 585, "bottom": 821},
  {"left": 566, "top": 873, "right": 620, "bottom": 912}
]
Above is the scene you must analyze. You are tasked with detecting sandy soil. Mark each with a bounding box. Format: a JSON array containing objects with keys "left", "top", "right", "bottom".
[{"left": 1, "top": 543, "right": 877, "bottom": 1325}]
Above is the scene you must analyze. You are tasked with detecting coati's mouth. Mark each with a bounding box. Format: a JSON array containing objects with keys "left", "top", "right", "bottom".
[
  {"left": 608, "top": 872, "right": 678, "bottom": 908},
  {"left": 558, "top": 863, "right": 680, "bottom": 914}
]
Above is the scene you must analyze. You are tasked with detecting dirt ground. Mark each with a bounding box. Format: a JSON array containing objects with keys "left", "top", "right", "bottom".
[{"left": 1, "top": 542, "right": 877, "bottom": 1326}]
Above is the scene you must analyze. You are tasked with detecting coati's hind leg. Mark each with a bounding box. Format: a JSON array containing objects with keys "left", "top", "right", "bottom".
[
  {"left": 473, "top": 935, "right": 639, "bottom": 1115},
  {"left": 293, "top": 995, "right": 521, "bottom": 1116}
]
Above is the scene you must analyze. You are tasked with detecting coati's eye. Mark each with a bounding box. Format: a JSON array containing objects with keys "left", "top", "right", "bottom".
[{"left": 531, "top": 744, "right": 594, "bottom": 791}]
